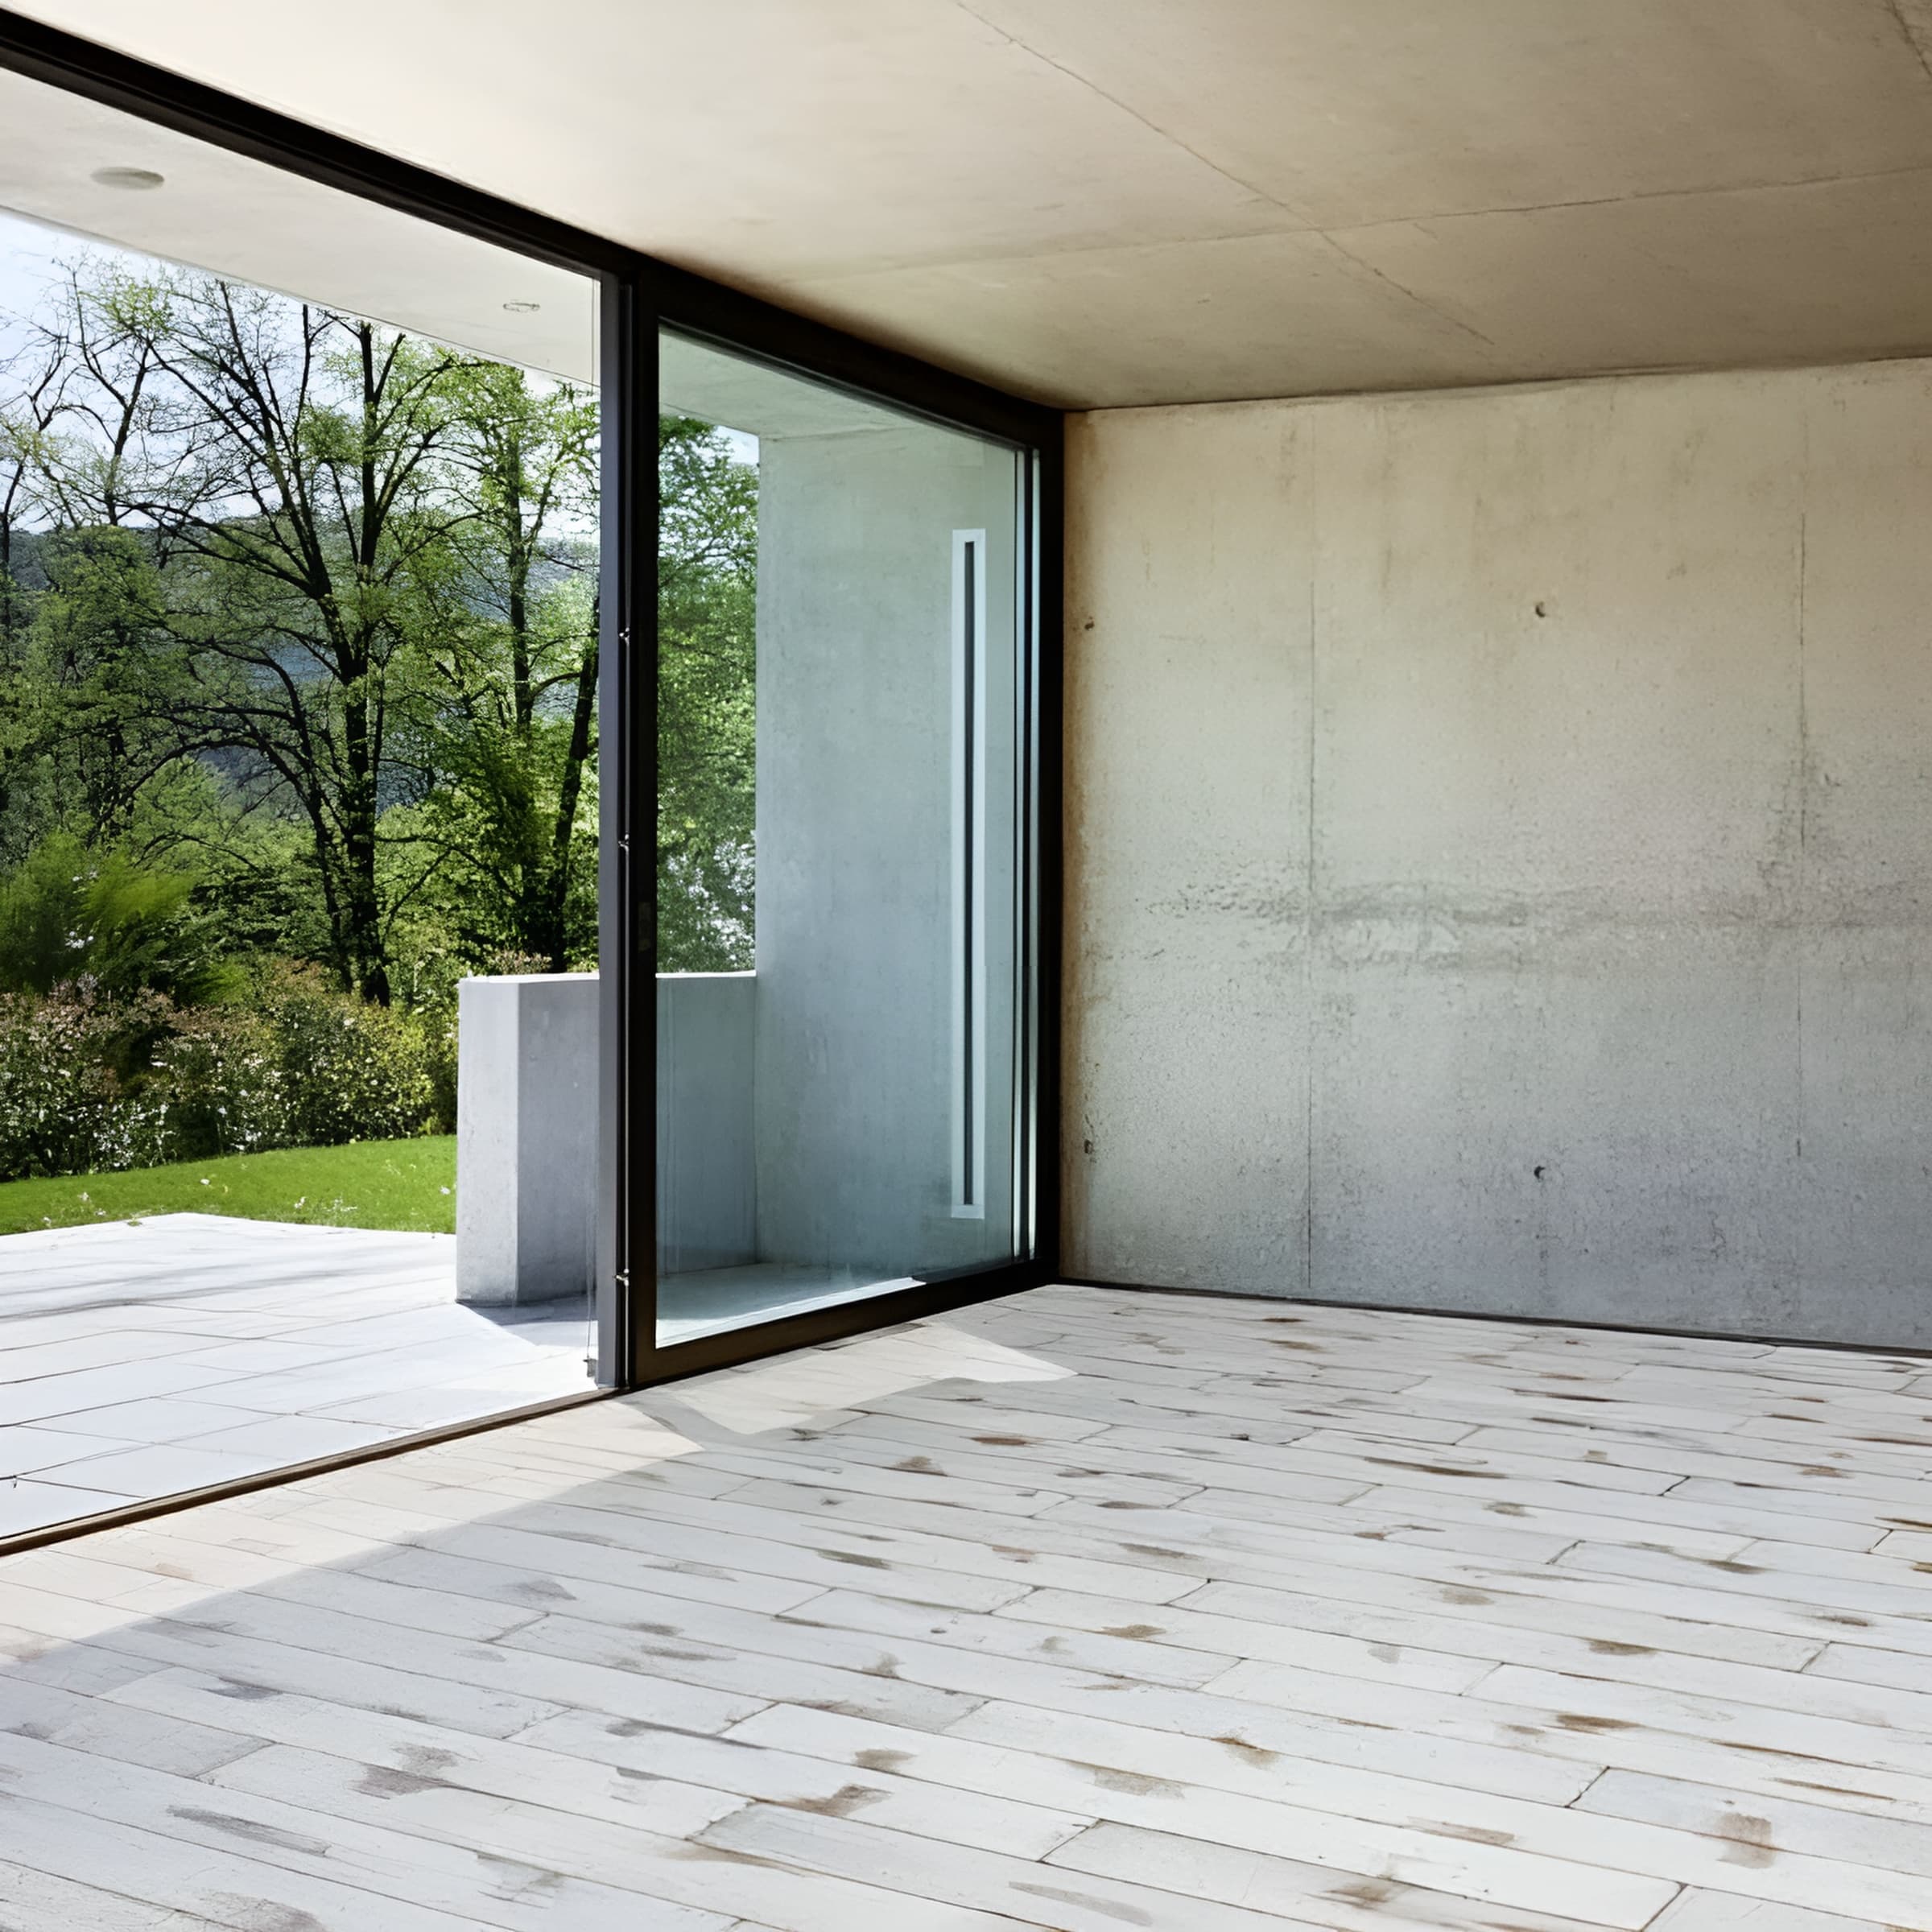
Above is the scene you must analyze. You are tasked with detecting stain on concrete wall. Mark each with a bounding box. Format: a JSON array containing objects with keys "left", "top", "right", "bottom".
[{"left": 1064, "top": 360, "right": 1932, "bottom": 1346}]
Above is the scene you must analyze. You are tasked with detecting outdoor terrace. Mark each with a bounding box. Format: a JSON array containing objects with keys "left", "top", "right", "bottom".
[{"left": 0, "top": 1214, "right": 590, "bottom": 1534}]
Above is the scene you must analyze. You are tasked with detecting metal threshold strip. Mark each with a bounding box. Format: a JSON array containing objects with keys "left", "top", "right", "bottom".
[{"left": 0, "top": 1384, "right": 618, "bottom": 1559}]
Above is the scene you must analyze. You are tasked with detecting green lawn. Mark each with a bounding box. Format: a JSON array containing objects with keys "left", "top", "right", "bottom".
[{"left": 0, "top": 1137, "right": 456, "bottom": 1237}]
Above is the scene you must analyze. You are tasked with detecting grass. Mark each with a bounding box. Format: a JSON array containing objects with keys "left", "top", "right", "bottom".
[{"left": 0, "top": 1136, "right": 456, "bottom": 1238}]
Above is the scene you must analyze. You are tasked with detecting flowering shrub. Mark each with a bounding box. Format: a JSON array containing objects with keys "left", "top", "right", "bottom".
[
  {"left": 0, "top": 966, "right": 448, "bottom": 1183},
  {"left": 254, "top": 965, "right": 437, "bottom": 1148},
  {"left": 134, "top": 1001, "right": 292, "bottom": 1165},
  {"left": 0, "top": 986, "right": 163, "bottom": 1178}
]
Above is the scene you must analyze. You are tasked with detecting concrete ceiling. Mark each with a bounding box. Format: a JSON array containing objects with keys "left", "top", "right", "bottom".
[{"left": 13, "top": 0, "right": 1932, "bottom": 408}]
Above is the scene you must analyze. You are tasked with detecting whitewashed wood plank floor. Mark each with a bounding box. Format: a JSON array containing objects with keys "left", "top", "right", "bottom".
[
  {"left": 0, "top": 1214, "right": 592, "bottom": 1534},
  {"left": 1, "top": 1282, "right": 1930, "bottom": 1930}
]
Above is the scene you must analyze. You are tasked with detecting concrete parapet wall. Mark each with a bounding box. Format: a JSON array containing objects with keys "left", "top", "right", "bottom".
[
  {"left": 456, "top": 971, "right": 759, "bottom": 1301},
  {"left": 456, "top": 973, "right": 600, "bottom": 1307}
]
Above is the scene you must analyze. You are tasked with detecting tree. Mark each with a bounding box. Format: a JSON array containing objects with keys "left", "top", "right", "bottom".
[
  {"left": 0, "top": 304, "right": 77, "bottom": 852},
  {"left": 33, "top": 266, "right": 471, "bottom": 1001},
  {"left": 408, "top": 362, "right": 601, "bottom": 972},
  {"left": 0, "top": 244, "right": 762, "bottom": 1018},
  {"left": 657, "top": 414, "right": 757, "bottom": 972},
  {"left": 0, "top": 830, "right": 230, "bottom": 1002},
  {"left": 0, "top": 310, "right": 72, "bottom": 646}
]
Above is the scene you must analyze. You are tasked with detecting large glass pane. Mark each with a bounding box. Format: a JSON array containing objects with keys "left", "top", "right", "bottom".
[
  {"left": 658, "top": 331, "right": 1030, "bottom": 1345},
  {"left": 0, "top": 67, "right": 604, "bottom": 1537}
]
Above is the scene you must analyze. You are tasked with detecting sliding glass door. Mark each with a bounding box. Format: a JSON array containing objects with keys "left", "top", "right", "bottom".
[
  {"left": 0, "top": 58, "right": 608, "bottom": 1539},
  {"left": 0, "top": 12, "right": 1058, "bottom": 1538},
  {"left": 654, "top": 330, "right": 1039, "bottom": 1350}
]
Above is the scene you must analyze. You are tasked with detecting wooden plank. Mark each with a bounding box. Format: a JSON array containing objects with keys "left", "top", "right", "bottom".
[
  {"left": 1046, "top": 1822, "right": 1639, "bottom": 1932},
  {"left": 0, "top": 1282, "right": 1922, "bottom": 1932}
]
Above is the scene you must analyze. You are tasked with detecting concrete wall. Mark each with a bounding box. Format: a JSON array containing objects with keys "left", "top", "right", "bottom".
[
  {"left": 751, "top": 423, "right": 1021, "bottom": 1277},
  {"left": 456, "top": 970, "right": 757, "bottom": 1290},
  {"left": 456, "top": 973, "right": 598, "bottom": 1306},
  {"left": 1065, "top": 357, "right": 1932, "bottom": 1348}
]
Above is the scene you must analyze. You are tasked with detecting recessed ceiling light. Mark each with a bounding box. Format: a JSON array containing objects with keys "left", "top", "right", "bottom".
[
  {"left": 502, "top": 299, "right": 541, "bottom": 313},
  {"left": 91, "top": 167, "right": 165, "bottom": 191}
]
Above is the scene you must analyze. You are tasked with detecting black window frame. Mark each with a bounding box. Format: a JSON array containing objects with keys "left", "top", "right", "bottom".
[{"left": 0, "top": 8, "right": 1063, "bottom": 1419}]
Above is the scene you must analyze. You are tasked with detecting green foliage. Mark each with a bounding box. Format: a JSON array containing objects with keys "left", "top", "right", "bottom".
[
  {"left": 0, "top": 969, "right": 444, "bottom": 1183},
  {"left": 2, "top": 262, "right": 612, "bottom": 1004},
  {"left": 0, "top": 832, "right": 233, "bottom": 1002},
  {"left": 658, "top": 415, "right": 757, "bottom": 972},
  {"left": 0, "top": 246, "right": 760, "bottom": 1183},
  {"left": 2, "top": 524, "right": 181, "bottom": 853},
  {"left": 138, "top": 1001, "right": 296, "bottom": 1165},
  {"left": 0, "top": 985, "right": 163, "bottom": 1179},
  {"left": 250, "top": 963, "right": 438, "bottom": 1147}
]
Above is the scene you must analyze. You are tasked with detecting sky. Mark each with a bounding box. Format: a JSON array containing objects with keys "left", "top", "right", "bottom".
[
  {"left": 0, "top": 206, "right": 65, "bottom": 299},
  {"left": 0, "top": 205, "right": 96, "bottom": 333}
]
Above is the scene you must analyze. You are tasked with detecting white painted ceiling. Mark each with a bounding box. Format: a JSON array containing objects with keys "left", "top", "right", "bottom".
[
  {"left": 661, "top": 332, "right": 932, "bottom": 442},
  {"left": 0, "top": 66, "right": 598, "bottom": 380},
  {"left": 13, "top": 0, "right": 1932, "bottom": 408}
]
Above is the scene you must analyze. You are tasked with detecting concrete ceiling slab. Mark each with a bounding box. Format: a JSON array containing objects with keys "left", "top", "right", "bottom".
[
  {"left": 1340, "top": 168, "right": 1932, "bottom": 384},
  {"left": 12, "top": 0, "right": 1932, "bottom": 407},
  {"left": 789, "top": 229, "right": 1502, "bottom": 409},
  {"left": 962, "top": 0, "right": 1932, "bottom": 228}
]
